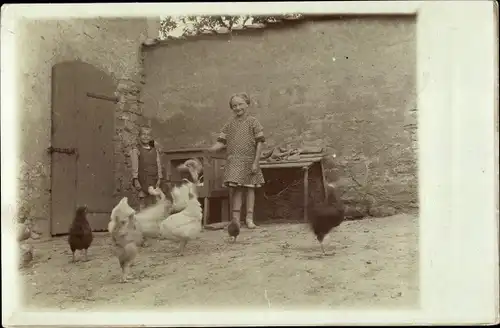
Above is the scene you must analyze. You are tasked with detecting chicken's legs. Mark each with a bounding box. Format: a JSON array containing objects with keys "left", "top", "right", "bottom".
[{"left": 178, "top": 239, "right": 188, "bottom": 256}]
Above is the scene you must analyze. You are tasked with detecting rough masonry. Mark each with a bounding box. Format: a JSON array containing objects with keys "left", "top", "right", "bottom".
[
  {"left": 141, "top": 16, "right": 418, "bottom": 220},
  {"left": 16, "top": 16, "right": 418, "bottom": 236},
  {"left": 16, "top": 18, "right": 155, "bottom": 236}
]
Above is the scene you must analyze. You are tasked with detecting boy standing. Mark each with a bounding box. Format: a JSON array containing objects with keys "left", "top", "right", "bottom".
[{"left": 130, "top": 126, "right": 163, "bottom": 210}]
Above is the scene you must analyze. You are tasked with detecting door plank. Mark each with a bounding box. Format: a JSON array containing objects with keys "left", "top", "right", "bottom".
[
  {"left": 86, "top": 213, "right": 112, "bottom": 233},
  {"left": 51, "top": 62, "right": 78, "bottom": 236},
  {"left": 75, "top": 63, "right": 116, "bottom": 232},
  {"left": 51, "top": 153, "right": 77, "bottom": 235}
]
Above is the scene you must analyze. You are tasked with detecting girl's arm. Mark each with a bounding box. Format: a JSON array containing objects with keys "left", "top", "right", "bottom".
[
  {"left": 208, "top": 122, "right": 229, "bottom": 153},
  {"left": 209, "top": 141, "right": 226, "bottom": 152},
  {"left": 252, "top": 117, "right": 266, "bottom": 164},
  {"left": 254, "top": 141, "right": 264, "bottom": 165},
  {"left": 154, "top": 141, "right": 163, "bottom": 180}
]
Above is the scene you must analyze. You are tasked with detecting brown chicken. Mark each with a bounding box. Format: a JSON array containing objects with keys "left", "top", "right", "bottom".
[
  {"left": 227, "top": 220, "right": 240, "bottom": 243},
  {"left": 68, "top": 205, "right": 94, "bottom": 262}
]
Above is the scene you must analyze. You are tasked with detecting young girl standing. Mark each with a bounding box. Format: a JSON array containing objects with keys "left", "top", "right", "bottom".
[
  {"left": 130, "top": 126, "right": 163, "bottom": 210},
  {"left": 208, "top": 92, "right": 265, "bottom": 229}
]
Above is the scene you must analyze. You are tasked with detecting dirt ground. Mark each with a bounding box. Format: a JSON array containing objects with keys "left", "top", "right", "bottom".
[{"left": 20, "top": 213, "right": 419, "bottom": 311}]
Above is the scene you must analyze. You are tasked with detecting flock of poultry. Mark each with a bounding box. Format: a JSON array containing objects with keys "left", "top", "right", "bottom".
[{"left": 67, "top": 158, "right": 345, "bottom": 283}]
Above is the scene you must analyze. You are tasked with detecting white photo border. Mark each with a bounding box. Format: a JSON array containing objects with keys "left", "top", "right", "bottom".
[{"left": 1, "top": 1, "right": 498, "bottom": 326}]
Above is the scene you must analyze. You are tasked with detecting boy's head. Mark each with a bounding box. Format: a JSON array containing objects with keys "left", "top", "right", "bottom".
[{"left": 138, "top": 127, "right": 153, "bottom": 145}]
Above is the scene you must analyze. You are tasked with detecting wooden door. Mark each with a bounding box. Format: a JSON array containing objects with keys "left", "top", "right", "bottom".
[{"left": 50, "top": 61, "right": 117, "bottom": 235}]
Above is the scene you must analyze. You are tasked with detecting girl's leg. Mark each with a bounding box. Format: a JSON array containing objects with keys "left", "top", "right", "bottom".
[
  {"left": 231, "top": 187, "right": 243, "bottom": 227},
  {"left": 245, "top": 187, "right": 257, "bottom": 229}
]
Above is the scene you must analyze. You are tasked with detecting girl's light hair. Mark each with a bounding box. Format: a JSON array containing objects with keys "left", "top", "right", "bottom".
[{"left": 229, "top": 92, "right": 251, "bottom": 108}]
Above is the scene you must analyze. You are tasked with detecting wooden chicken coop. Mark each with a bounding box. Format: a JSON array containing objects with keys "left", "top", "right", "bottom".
[
  {"left": 253, "top": 147, "right": 329, "bottom": 224},
  {"left": 161, "top": 148, "right": 230, "bottom": 227},
  {"left": 258, "top": 154, "right": 328, "bottom": 222},
  {"left": 162, "top": 147, "right": 329, "bottom": 227}
]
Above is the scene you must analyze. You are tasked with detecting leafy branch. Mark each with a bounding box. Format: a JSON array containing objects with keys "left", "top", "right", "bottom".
[{"left": 159, "top": 14, "right": 303, "bottom": 39}]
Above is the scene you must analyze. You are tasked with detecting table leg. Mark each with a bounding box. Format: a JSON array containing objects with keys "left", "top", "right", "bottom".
[
  {"left": 303, "top": 166, "right": 309, "bottom": 222},
  {"left": 221, "top": 198, "right": 230, "bottom": 222},
  {"left": 203, "top": 197, "right": 209, "bottom": 228},
  {"left": 228, "top": 188, "right": 231, "bottom": 218},
  {"left": 319, "top": 162, "right": 329, "bottom": 202}
]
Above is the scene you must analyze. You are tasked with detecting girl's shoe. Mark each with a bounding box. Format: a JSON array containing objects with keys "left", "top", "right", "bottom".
[{"left": 245, "top": 217, "right": 257, "bottom": 229}]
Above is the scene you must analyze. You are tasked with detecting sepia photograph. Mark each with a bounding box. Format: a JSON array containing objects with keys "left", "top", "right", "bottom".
[{"left": 1, "top": 1, "right": 498, "bottom": 326}]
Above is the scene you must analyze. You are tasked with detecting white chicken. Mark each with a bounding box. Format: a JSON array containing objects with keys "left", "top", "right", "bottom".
[
  {"left": 133, "top": 186, "right": 173, "bottom": 240},
  {"left": 159, "top": 178, "right": 203, "bottom": 255},
  {"left": 108, "top": 197, "right": 140, "bottom": 282},
  {"left": 158, "top": 158, "right": 204, "bottom": 256},
  {"left": 109, "top": 186, "right": 184, "bottom": 244},
  {"left": 134, "top": 184, "right": 196, "bottom": 239},
  {"left": 149, "top": 185, "right": 192, "bottom": 214},
  {"left": 109, "top": 197, "right": 144, "bottom": 247},
  {"left": 109, "top": 158, "right": 204, "bottom": 254}
]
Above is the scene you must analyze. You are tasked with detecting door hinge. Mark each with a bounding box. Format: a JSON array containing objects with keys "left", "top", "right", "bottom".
[
  {"left": 86, "top": 210, "right": 112, "bottom": 214},
  {"left": 86, "top": 92, "right": 119, "bottom": 103},
  {"left": 47, "top": 146, "right": 77, "bottom": 155}
]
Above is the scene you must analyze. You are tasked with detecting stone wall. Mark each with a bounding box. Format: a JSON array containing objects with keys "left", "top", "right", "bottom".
[
  {"left": 16, "top": 18, "right": 153, "bottom": 236},
  {"left": 141, "top": 16, "right": 418, "bottom": 218}
]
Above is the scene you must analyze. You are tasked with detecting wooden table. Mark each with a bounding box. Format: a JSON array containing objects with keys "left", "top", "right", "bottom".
[{"left": 259, "top": 154, "right": 327, "bottom": 222}]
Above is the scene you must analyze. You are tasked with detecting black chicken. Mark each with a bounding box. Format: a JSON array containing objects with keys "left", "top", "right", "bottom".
[
  {"left": 227, "top": 220, "right": 240, "bottom": 242},
  {"left": 68, "top": 205, "right": 94, "bottom": 262},
  {"left": 308, "top": 183, "right": 345, "bottom": 255}
]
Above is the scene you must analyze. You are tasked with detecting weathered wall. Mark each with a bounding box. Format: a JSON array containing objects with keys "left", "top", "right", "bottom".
[
  {"left": 16, "top": 18, "right": 153, "bottom": 236},
  {"left": 142, "top": 16, "right": 418, "bottom": 218}
]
